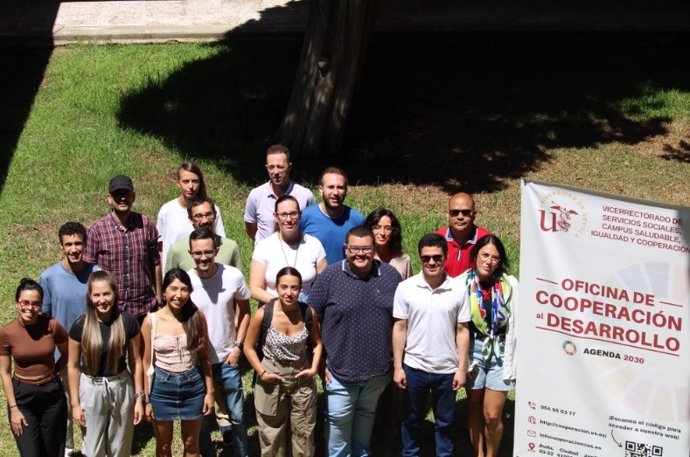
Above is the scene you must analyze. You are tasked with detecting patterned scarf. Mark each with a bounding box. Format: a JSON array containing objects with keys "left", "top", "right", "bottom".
[{"left": 466, "top": 269, "right": 512, "bottom": 360}]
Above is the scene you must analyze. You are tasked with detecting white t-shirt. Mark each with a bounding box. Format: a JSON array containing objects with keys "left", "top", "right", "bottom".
[
  {"left": 251, "top": 233, "right": 326, "bottom": 298},
  {"left": 393, "top": 273, "right": 471, "bottom": 374},
  {"left": 188, "top": 264, "right": 249, "bottom": 363},
  {"left": 157, "top": 199, "right": 226, "bottom": 268}
]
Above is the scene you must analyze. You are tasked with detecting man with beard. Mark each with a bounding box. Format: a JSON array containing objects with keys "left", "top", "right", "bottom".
[
  {"left": 435, "top": 192, "right": 491, "bottom": 277},
  {"left": 165, "top": 196, "right": 242, "bottom": 273},
  {"left": 300, "top": 167, "right": 364, "bottom": 264},
  {"left": 244, "top": 144, "right": 315, "bottom": 242},
  {"left": 84, "top": 175, "right": 161, "bottom": 322},
  {"left": 40, "top": 221, "right": 99, "bottom": 457}
]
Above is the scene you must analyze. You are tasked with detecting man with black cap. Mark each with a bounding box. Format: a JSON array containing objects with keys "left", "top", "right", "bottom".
[{"left": 84, "top": 175, "right": 161, "bottom": 322}]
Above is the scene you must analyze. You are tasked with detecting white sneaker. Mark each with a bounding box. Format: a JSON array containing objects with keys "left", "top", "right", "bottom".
[{"left": 65, "top": 448, "right": 74, "bottom": 457}]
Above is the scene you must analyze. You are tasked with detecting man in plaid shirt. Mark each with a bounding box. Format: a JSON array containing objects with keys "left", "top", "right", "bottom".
[{"left": 84, "top": 175, "right": 161, "bottom": 321}]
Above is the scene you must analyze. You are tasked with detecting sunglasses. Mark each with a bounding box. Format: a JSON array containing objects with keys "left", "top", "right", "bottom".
[
  {"left": 448, "top": 209, "right": 474, "bottom": 217},
  {"left": 421, "top": 255, "right": 444, "bottom": 264}
]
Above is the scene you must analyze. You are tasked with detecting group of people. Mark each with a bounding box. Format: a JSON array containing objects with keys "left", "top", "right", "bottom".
[{"left": 0, "top": 144, "right": 519, "bottom": 457}]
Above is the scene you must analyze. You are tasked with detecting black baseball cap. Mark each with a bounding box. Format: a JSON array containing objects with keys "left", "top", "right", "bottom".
[{"left": 108, "top": 175, "right": 134, "bottom": 193}]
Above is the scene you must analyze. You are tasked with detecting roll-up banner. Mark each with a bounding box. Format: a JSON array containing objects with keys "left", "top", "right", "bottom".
[{"left": 515, "top": 179, "right": 690, "bottom": 457}]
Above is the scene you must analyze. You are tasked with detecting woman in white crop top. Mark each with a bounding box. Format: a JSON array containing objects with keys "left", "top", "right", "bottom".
[{"left": 141, "top": 269, "right": 214, "bottom": 457}]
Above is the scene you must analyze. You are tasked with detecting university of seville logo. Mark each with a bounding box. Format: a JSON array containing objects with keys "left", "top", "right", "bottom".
[{"left": 537, "top": 190, "right": 587, "bottom": 238}]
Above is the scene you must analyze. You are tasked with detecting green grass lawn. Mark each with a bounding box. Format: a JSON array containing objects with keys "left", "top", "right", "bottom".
[{"left": 0, "top": 33, "right": 688, "bottom": 456}]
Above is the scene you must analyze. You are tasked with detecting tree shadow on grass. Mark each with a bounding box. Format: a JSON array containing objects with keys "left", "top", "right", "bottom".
[{"left": 117, "top": 30, "right": 689, "bottom": 194}]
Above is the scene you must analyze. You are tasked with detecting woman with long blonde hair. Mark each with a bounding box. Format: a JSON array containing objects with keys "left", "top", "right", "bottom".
[{"left": 67, "top": 270, "right": 144, "bottom": 457}]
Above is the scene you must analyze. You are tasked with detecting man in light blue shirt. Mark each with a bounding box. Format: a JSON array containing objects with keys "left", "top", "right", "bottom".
[
  {"left": 39, "top": 221, "right": 98, "bottom": 457},
  {"left": 300, "top": 166, "right": 364, "bottom": 264}
]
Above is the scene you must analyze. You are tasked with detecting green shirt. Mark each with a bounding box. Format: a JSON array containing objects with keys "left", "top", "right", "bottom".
[{"left": 165, "top": 236, "right": 243, "bottom": 273}]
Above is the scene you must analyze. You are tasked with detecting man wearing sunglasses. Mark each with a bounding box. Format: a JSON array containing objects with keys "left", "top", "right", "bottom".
[
  {"left": 392, "top": 233, "right": 470, "bottom": 456},
  {"left": 435, "top": 192, "right": 490, "bottom": 277}
]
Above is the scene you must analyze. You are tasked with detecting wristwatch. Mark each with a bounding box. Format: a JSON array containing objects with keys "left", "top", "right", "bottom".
[{"left": 233, "top": 341, "right": 244, "bottom": 350}]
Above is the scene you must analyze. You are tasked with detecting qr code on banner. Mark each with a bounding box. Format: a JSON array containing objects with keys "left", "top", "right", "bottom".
[{"left": 625, "top": 441, "right": 663, "bottom": 457}]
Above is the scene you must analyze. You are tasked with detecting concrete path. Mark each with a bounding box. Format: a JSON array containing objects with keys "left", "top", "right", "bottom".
[{"left": 1, "top": 0, "right": 689, "bottom": 45}]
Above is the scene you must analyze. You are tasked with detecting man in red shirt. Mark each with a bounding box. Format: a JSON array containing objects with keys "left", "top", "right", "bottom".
[{"left": 435, "top": 192, "right": 491, "bottom": 277}]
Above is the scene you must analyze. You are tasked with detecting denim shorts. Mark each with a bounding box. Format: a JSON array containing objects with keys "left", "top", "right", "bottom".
[
  {"left": 465, "top": 337, "right": 515, "bottom": 392},
  {"left": 150, "top": 365, "right": 206, "bottom": 421}
]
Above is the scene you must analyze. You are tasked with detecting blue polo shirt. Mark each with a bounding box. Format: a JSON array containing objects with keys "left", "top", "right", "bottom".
[
  {"left": 308, "top": 259, "right": 401, "bottom": 382},
  {"left": 300, "top": 204, "right": 365, "bottom": 264}
]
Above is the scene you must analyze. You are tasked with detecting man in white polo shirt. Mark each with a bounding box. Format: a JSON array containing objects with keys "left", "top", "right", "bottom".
[
  {"left": 392, "top": 233, "right": 470, "bottom": 456},
  {"left": 244, "top": 144, "right": 315, "bottom": 242}
]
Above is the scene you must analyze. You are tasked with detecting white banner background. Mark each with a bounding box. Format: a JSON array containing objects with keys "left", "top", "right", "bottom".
[{"left": 514, "top": 180, "right": 690, "bottom": 457}]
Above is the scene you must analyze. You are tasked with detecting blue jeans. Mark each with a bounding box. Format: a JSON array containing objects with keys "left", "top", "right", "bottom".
[
  {"left": 325, "top": 372, "right": 390, "bottom": 457},
  {"left": 199, "top": 363, "right": 247, "bottom": 457},
  {"left": 401, "top": 365, "right": 456, "bottom": 457}
]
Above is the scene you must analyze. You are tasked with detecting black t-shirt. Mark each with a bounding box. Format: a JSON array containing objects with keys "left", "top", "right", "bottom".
[{"left": 69, "top": 311, "right": 140, "bottom": 376}]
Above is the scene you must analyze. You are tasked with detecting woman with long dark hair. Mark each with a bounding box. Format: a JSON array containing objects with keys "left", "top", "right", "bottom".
[
  {"left": 142, "top": 268, "right": 214, "bottom": 457},
  {"left": 244, "top": 267, "right": 323, "bottom": 456},
  {"left": 460, "top": 235, "right": 518, "bottom": 457},
  {"left": 67, "top": 271, "right": 144, "bottom": 457},
  {"left": 365, "top": 207, "right": 412, "bottom": 280},
  {"left": 0, "top": 278, "right": 68, "bottom": 457}
]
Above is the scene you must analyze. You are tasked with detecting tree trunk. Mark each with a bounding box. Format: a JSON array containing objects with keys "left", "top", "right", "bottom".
[{"left": 276, "top": 0, "right": 381, "bottom": 158}]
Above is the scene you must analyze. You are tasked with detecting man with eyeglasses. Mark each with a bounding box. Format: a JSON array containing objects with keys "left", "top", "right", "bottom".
[
  {"left": 188, "top": 227, "right": 251, "bottom": 457},
  {"left": 309, "top": 225, "right": 402, "bottom": 456},
  {"left": 84, "top": 175, "right": 161, "bottom": 323},
  {"left": 165, "top": 196, "right": 242, "bottom": 273},
  {"left": 392, "top": 233, "right": 470, "bottom": 456},
  {"left": 300, "top": 166, "right": 365, "bottom": 264},
  {"left": 244, "top": 144, "right": 316, "bottom": 242},
  {"left": 435, "top": 192, "right": 491, "bottom": 277}
]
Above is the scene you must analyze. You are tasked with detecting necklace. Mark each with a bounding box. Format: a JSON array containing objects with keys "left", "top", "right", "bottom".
[{"left": 278, "top": 232, "right": 301, "bottom": 268}]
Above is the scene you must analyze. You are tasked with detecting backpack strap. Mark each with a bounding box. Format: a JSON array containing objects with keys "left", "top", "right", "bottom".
[
  {"left": 299, "top": 301, "right": 312, "bottom": 331},
  {"left": 258, "top": 299, "right": 276, "bottom": 359}
]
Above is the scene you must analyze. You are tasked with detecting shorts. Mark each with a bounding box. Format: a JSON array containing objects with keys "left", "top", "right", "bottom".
[
  {"left": 150, "top": 365, "right": 206, "bottom": 421},
  {"left": 465, "top": 337, "right": 515, "bottom": 392}
]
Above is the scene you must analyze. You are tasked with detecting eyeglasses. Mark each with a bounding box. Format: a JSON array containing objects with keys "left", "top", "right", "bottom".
[
  {"left": 478, "top": 252, "right": 501, "bottom": 265},
  {"left": 371, "top": 225, "right": 393, "bottom": 233},
  {"left": 346, "top": 246, "right": 374, "bottom": 255},
  {"left": 192, "top": 212, "right": 216, "bottom": 221},
  {"left": 276, "top": 211, "right": 300, "bottom": 221},
  {"left": 18, "top": 300, "right": 41, "bottom": 309},
  {"left": 190, "top": 249, "right": 216, "bottom": 259},
  {"left": 421, "top": 255, "right": 444, "bottom": 264},
  {"left": 448, "top": 209, "right": 474, "bottom": 217}
]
